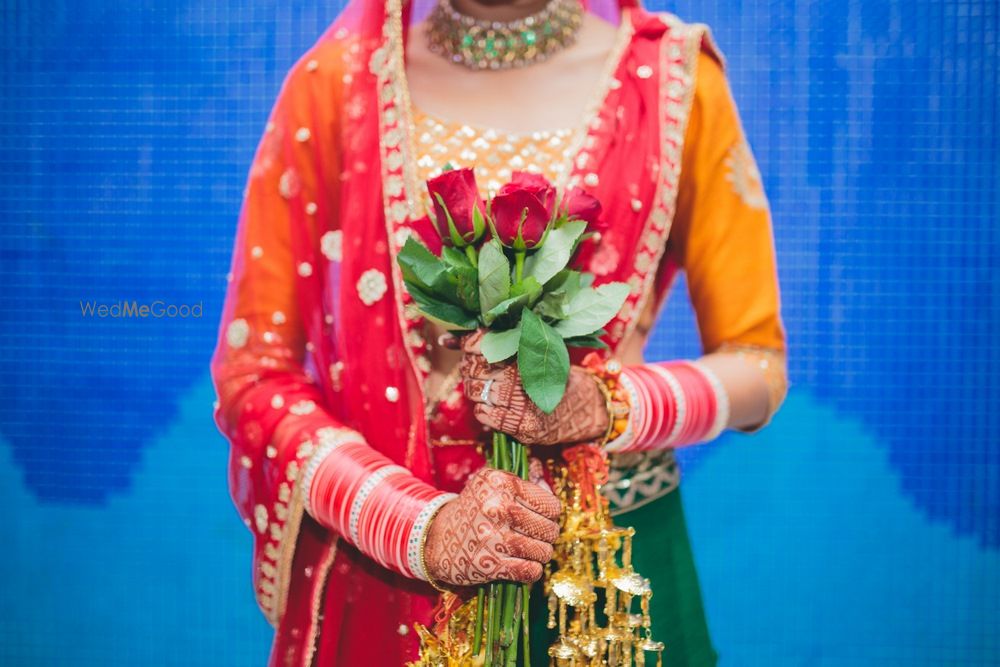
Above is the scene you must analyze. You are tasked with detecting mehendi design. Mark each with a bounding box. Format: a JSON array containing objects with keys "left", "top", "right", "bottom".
[
  {"left": 458, "top": 332, "right": 610, "bottom": 445},
  {"left": 423, "top": 468, "right": 561, "bottom": 586}
]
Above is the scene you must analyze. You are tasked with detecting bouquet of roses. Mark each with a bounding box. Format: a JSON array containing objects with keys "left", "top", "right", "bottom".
[{"left": 398, "top": 166, "right": 628, "bottom": 665}]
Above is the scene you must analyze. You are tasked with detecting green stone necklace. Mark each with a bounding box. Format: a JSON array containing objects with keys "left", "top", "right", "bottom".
[{"left": 424, "top": 0, "right": 584, "bottom": 71}]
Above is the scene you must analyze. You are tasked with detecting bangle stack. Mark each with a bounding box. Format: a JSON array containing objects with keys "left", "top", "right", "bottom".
[
  {"left": 610, "top": 360, "right": 729, "bottom": 452},
  {"left": 306, "top": 427, "right": 457, "bottom": 582},
  {"left": 417, "top": 497, "right": 453, "bottom": 593}
]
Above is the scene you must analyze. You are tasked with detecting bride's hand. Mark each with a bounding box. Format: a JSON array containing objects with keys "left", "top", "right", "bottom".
[
  {"left": 423, "top": 467, "right": 561, "bottom": 586},
  {"left": 457, "top": 330, "right": 610, "bottom": 446}
]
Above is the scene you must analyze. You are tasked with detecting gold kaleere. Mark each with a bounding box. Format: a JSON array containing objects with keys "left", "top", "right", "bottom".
[
  {"left": 411, "top": 444, "right": 664, "bottom": 667},
  {"left": 543, "top": 451, "right": 664, "bottom": 667}
]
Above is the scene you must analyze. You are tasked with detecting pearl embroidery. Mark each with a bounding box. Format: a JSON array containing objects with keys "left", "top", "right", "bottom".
[
  {"left": 321, "top": 230, "right": 343, "bottom": 262},
  {"left": 357, "top": 268, "right": 388, "bottom": 306},
  {"left": 226, "top": 318, "right": 250, "bottom": 348},
  {"left": 278, "top": 168, "right": 300, "bottom": 199},
  {"left": 289, "top": 400, "right": 317, "bottom": 416}
]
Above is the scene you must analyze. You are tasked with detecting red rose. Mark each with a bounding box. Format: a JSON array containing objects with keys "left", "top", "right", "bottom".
[
  {"left": 491, "top": 189, "right": 551, "bottom": 250},
  {"left": 408, "top": 214, "right": 443, "bottom": 256},
  {"left": 561, "top": 187, "right": 603, "bottom": 230},
  {"left": 499, "top": 171, "right": 558, "bottom": 219},
  {"left": 426, "top": 167, "right": 487, "bottom": 247}
]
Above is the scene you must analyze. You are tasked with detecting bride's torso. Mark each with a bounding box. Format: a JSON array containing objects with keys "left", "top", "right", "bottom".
[{"left": 403, "top": 13, "right": 656, "bottom": 403}]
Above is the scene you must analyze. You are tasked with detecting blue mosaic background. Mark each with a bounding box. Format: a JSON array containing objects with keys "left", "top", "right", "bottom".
[{"left": 1, "top": 0, "right": 997, "bottom": 664}]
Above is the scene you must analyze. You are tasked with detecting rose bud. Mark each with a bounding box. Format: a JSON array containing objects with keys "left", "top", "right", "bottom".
[
  {"left": 407, "top": 214, "right": 443, "bottom": 255},
  {"left": 499, "top": 171, "right": 558, "bottom": 219},
  {"left": 426, "top": 167, "right": 487, "bottom": 247},
  {"left": 491, "top": 188, "right": 551, "bottom": 250},
  {"left": 561, "top": 187, "right": 603, "bottom": 229}
]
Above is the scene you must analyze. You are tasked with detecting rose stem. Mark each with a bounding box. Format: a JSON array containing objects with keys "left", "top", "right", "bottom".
[
  {"left": 473, "top": 586, "right": 485, "bottom": 656},
  {"left": 505, "top": 586, "right": 523, "bottom": 666},
  {"left": 485, "top": 580, "right": 498, "bottom": 665},
  {"left": 514, "top": 251, "right": 525, "bottom": 284},
  {"left": 522, "top": 583, "right": 531, "bottom": 667},
  {"left": 501, "top": 579, "right": 517, "bottom": 647},
  {"left": 518, "top": 443, "right": 531, "bottom": 667},
  {"left": 482, "top": 432, "right": 501, "bottom": 662}
]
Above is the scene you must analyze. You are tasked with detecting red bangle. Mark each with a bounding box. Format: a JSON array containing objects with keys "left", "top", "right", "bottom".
[{"left": 302, "top": 427, "right": 456, "bottom": 580}]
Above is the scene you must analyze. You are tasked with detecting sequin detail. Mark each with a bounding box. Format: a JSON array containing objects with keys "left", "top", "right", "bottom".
[{"left": 410, "top": 106, "right": 578, "bottom": 200}]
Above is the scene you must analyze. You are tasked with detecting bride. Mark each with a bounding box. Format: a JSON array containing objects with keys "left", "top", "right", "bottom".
[{"left": 210, "top": 0, "right": 787, "bottom": 664}]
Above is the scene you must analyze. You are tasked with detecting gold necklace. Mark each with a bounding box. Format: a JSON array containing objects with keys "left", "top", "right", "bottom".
[{"left": 424, "top": 0, "right": 584, "bottom": 71}]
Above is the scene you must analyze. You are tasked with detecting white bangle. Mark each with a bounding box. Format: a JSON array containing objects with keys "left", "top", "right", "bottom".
[{"left": 691, "top": 361, "right": 731, "bottom": 442}]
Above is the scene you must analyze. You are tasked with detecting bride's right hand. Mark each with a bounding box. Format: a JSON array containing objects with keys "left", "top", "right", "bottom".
[{"left": 423, "top": 467, "right": 561, "bottom": 587}]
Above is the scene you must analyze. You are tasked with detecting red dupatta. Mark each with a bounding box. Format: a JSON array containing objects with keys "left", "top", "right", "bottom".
[{"left": 209, "top": 0, "right": 717, "bottom": 662}]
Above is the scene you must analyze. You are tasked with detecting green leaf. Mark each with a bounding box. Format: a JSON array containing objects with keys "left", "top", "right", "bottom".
[
  {"left": 517, "top": 308, "right": 570, "bottom": 414},
  {"left": 545, "top": 269, "right": 582, "bottom": 298},
  {"left": 580, "top": 272, "right": 596, "bottom": 288},
  {"left": 405, "top": 281, "right": 478, "bottom": 330},
  {"left": 510, "top": 275, "right": 542, "bottom": 305},
  {"left": 441, "top": 246, "right": 472, "bottom": 269},
  {"left": 478, "top": 240, "right": 511, "bottom": 317},
  {"left": 522, "top": 220, "right": 587, "bottom": 287},
  {"left": 534, "top": 290, "right": 567, "bottom": 320},
  {"left": 564, "top": 332, "right": 609, "bottom": 350},
  {"left": 481, "top": 324, "right": 521, "bottom": 363},
  {"left": 553, "top": 282, "right": 630, "bottom": 338},
  {"left": 483, "top": 293, "right": 529, "bottom": 325},
  {"left": 453, "top": 264, "right": 480, "bottom": 312},
  {"left": 397, "top": 237, "right": 448, "bottom": 292}
]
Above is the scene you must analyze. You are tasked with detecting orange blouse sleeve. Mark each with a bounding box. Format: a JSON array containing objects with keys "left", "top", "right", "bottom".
[
  {"left": 670, "top": 47, "right": 789, "bottom": 427},
  {"left": 209, "top": 46, "right": 354, "bottom": 622},
  {"left": 212, "top": 51, "right": 344, "bottom": 454}
]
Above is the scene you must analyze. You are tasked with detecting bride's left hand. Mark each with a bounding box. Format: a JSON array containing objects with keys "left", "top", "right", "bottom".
[{"left": 456, "top": 330, "right": 610, "bottom": 446}]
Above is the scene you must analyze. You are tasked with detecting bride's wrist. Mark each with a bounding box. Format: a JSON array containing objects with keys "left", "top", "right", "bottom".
[{"left": 579, "top": 355, "right": 632, "bottom": 448}]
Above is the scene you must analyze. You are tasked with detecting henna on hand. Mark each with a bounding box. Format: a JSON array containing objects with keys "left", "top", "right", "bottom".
[
  {"left": 423, "top": 467, "right": 561, "bottom": 587},
  {"left": 459, "top": 331, "right": 610, "bottom": 445}
]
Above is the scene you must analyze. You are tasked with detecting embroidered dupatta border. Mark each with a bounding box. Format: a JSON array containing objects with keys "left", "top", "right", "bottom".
[
  {"left": 251, "top": 426, "right": 349, "bottom": 628},
  {"left": 608, "top": 15, "right": 706, "bottom": 347},
  {"left": 600, "top": 16, "right": 715, "bottom": 517},
  {"left": 370, "top": 0, "right": 433, "bottom": 418}
]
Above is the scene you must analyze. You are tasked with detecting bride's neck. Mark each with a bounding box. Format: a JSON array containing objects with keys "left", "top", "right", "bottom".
[{"left": 448, "top": 0, "right": 552, "bottom": 23}]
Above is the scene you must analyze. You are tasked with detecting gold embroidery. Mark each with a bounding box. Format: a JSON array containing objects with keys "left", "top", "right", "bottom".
[
  {"left": 724, "top": 138, "right": 768, "bottom": 210},
  {"left": 410, "top": 107, "right": 577, "bottom": 201},
  {"left": 254, "top": 504, "right": 269, "bottom": 534},
  {"left": 302, "top": 536, "right": 339, "bottom": 667},
  {"left": 716, "top": 342, "right": 788, "bottom": 426}
]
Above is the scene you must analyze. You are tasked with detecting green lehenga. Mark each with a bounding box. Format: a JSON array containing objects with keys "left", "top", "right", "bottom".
[{"left": 528, "top": 487, "right": 718, "bottom": 667}]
